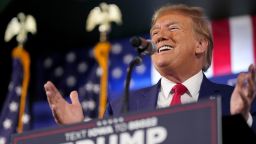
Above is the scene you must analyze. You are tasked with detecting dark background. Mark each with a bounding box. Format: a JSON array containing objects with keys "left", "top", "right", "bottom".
[{"left": 1, "top": 0, "right": 256, "bottom": 109}]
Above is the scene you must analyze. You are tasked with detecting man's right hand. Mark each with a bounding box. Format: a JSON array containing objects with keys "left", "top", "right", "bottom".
[{"left": 44, "top": 81, "right": 84, "bottom": 125}]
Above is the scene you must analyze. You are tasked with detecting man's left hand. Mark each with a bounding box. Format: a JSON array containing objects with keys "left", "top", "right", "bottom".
[{"left": 231, "top": 64, "right": 256, "bottom": 120}]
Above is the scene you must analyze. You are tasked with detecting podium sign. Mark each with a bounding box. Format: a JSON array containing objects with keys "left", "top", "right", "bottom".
[{"left": 12, "top": 98, "right": 221, "bottom": 144}]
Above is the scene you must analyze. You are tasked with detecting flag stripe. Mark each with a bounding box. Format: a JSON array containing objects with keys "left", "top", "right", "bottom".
[
  {"left": 212, "top": 19, "right": 231, "bottom": 75},
  {"left": 204, "top": 24, "right": 214, "bottom": 78},
  {"left": 252, "top": 16, "right": 256, "bottom": 64},
  {"left": 151, "top": 62, "right": 161, "bottom": 84},
  {"left": 230, "top": 15, "right": 254, "bottom": 73},
  {"left": 204, "top": 61, "right": 214, "bottom": 78}
]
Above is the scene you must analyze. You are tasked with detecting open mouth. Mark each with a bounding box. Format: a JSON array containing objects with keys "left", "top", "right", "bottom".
[{"left": 158, "top": 45, "right": 173, "bottom": 53}]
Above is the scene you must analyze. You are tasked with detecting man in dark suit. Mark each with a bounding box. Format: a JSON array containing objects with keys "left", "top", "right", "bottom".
[
  {"left": 104, "top": 75, "right": 234, "bottom": 117},
  {"left": 44, "top": 4, "right": 256, "bottom": 132}
]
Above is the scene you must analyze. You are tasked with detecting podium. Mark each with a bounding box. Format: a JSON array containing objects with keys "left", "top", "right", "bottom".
[{"left": 11, "top": 98, "right": 256, "bottom": 144}]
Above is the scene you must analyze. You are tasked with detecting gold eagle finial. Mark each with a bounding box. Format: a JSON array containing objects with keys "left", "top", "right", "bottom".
[
  {"left": 4, "top": 12, "right": 37, "bottom": 47},
  {"left": 86, "top": 2, "right": 122, "bottom": 42}
]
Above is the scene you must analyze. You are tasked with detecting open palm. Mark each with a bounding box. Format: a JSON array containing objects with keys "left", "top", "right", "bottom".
[{"left": 44, "top": 81, "right": 84, "bottom": 124}]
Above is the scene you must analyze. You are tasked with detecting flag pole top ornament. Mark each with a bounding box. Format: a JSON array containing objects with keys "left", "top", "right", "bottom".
[
  {"left": 86, "top": 2, "right": 122, "bottom": 42},
  {"left": 4, "top": 12, "right": 37, "bottom": 48}
]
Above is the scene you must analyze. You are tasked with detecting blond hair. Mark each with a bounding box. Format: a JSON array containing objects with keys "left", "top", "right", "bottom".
[{"left": 151, "top": 4, "right": 213, "bottom": 71}]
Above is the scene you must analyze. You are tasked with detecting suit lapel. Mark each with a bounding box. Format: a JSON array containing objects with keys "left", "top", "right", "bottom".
[
  {"left": 198, "top": 74, "right": 220, "bottom": 101},
  {"left": 132, "top": 81, "right": 161, "bottom": 112}
]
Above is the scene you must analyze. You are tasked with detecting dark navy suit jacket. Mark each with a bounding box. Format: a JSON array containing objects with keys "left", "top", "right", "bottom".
[{"left": 105, "top": 75, "right": 256, "bottom": 133}]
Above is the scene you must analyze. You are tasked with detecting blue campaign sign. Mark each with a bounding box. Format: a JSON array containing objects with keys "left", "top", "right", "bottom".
[{"left": 11, "top": 98, "right": 221, "bottom": 144}]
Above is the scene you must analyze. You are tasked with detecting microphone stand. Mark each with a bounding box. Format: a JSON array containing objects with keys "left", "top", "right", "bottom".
[
  {"left": 121, "top": 36, "right": 156, "bottom": 114},
  {"left": 122, "top": 55, "right": 142, "bottom": 113}
]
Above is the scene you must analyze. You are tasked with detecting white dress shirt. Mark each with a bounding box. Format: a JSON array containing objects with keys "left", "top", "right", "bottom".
[{"left": 157, "top": 70, "right": 203, "bottom": 108}]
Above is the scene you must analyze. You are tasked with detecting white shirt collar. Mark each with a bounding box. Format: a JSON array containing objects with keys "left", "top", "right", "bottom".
[{"left": 160, "top": 70, "right": 203, "bottom": 100}]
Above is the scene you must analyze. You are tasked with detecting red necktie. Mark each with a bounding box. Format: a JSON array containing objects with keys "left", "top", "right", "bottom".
[{"left": 170, "top": 83, "right": 187, "bottom": 106}]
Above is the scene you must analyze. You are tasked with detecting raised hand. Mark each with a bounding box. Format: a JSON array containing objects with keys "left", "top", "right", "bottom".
[
  {"left": 44, "top": 81, "right": 84, "bottom": 124},
  {"left": 231, "top": 64, "right": 256, "bottom": 120}
]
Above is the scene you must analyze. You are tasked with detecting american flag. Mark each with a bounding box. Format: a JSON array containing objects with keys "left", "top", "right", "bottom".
[
  {"left": 205, "top": 15, "right": 256, "bottom": 77},
  {"left": 35, "top": 47, "right": 101, "bottom": 119},
  {"left": 34, "top": 14, "right": 256, "bottom": 128},
  {"left": 0, "top": 48, "right": 31, "bottom": 144}
]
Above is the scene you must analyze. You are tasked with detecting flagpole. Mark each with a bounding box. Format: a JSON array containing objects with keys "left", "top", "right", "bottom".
[
  {"left": 86, "top": 2, "right": 122, "bottom": 118},
  {"left": 3, "top": 12, "right": 35, "bottom": 138}
]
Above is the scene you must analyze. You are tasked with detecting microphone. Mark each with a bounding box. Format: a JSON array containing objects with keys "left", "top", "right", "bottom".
[{"left": 130, "top": 36, "right": 157, "bottom": 55}]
